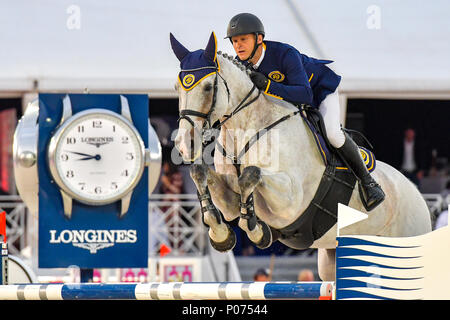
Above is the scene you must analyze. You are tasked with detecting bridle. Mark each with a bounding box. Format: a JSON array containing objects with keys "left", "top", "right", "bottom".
[{"left": 177, "top": 63, "right": 261, "bottom": 145}]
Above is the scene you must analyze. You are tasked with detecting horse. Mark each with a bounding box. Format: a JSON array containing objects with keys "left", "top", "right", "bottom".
[{"left": 170, "top": 31, "right": 432, "bottom": 281}]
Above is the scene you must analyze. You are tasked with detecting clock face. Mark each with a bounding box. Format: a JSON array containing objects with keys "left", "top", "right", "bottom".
[{"left": 48, "top": 109, "right": 145, "bottom": 205}]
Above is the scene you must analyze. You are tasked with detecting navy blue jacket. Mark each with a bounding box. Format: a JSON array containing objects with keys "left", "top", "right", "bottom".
[{"left": 240, "top": 40, "right": 341, "bottom": 108}]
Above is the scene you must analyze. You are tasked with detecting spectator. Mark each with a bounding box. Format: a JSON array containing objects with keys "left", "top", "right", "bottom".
[
  {"left": 396, "top": 127, "right": 437, "bottom": 189},
  {"left": 297, "top": 268, "right": 315, "bottom": 281},
  {"left": 399, "top": 128, "right": 421, "bottom": 186},
  {"left": 159, "top": 160, "right": 184, "bottom": 198},
  {"left": 253, "top": 268, "right": 270, "bottom": 281},
  {"left": 435, "top": 209, "right": 448, "bottom": 230},
  {"left": 441, "top": 180, "right": 450, "bottom": 203},
  {"left": 241, "top": 241, "right": 256, "bottom": 256}
]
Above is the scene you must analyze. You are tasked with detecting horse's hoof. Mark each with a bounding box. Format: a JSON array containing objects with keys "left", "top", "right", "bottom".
[
  {"left": 209, "top": 224, "right": 236, "bottom": 252},
  {"left": 255, "top": 221, "right": 272, "bottom": 249}
]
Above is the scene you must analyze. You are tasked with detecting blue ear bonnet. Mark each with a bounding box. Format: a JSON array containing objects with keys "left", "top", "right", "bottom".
[
  {"left": 178, "top": 50, "right": 217, "bottom": 91},
  {"left": 171, "top": 31, "right": 218, "bottom": 91}
]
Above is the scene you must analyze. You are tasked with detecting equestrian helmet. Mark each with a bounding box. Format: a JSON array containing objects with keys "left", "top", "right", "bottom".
[{"left": 225, "top": 13, "right": 265, "bottom": 39}]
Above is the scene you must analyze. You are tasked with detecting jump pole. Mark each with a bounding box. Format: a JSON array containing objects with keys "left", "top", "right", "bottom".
[{"left": 0, "top": 281, "right": 334, "bottom": 300}]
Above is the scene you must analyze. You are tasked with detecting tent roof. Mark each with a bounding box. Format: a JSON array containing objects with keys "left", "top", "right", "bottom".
[{"left": 1, "top": 0, "right": 449, "bottom": 98}]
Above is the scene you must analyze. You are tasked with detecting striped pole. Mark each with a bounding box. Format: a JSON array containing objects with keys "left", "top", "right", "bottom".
[{"left": 0, "top": 282, "right": 334, "bottom": 300}]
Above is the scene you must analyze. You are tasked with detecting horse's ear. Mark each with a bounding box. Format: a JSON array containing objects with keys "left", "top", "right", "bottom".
[
  {"left": 170, "top": 33, "right": 190, "bottom": 62},
  {"left": 204, "top": 31, "right": 217, "bottom": 62}
]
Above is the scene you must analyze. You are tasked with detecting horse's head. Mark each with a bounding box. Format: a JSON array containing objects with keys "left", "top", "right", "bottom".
[{"left": 170, "top": 32, "right": 230, "bottom": 162}]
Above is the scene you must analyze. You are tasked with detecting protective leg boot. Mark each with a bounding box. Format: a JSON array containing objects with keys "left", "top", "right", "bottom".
[{"left": 337, "top": 133, "right": 385, "bottom": 211}]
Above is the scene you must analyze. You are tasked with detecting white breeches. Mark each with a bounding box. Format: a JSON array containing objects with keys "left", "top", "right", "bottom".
[{"left": 319, "top": 90, "right": 346, "bottom": 148}]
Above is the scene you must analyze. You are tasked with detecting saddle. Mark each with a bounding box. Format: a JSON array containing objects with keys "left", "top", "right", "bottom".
[
  {"left": 301, "top": 106, "right": 376, "bottom": 174},
  {"left": 274, "top": 106, "right": 377, "bottom": 250}
]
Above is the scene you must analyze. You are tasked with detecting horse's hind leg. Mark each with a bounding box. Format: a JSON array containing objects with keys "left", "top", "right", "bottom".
[
  {"left": 238, "top": 166, "right": 273, "bottom": 249},
  {"left": 190, "top": 164, "right": 238, "bottom": 252},
  {"left": 318, "top": 248, "right": 336, "bottom": 281}
]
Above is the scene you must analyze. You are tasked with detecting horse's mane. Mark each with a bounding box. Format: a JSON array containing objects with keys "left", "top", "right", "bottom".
[
  {"left": 216, "top": 50, "right": 298, "bottom": 113},
  {"left": 217, "top": 51, "right": 252, "bottom": 79}
]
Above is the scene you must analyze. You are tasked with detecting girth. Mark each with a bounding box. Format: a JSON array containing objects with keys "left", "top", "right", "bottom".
[{"left": 276, "top": 150, "right": 357, "bottom": 250}]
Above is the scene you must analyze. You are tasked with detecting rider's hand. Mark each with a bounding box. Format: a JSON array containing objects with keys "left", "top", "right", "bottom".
[{"left": 250, "top": 71, "right": 269, "bottom": 91}]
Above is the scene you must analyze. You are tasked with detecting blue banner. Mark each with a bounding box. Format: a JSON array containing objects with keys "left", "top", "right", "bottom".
[{"left": 37, "top": 93, "right": 149, "bottom": 268}]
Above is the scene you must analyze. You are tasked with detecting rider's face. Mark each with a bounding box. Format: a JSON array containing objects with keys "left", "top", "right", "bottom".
[{"left": 231, "top": 34, "right": 257, "bottom": 61}]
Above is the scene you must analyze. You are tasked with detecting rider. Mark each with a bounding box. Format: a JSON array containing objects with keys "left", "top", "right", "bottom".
[{"left": 226, "top": 13, "right": 385, "bottom": 211}]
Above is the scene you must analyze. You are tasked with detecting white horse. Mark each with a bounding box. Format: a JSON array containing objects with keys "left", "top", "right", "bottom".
[{"left": 170, "top": 32, "right": 431, "bottom": 281}]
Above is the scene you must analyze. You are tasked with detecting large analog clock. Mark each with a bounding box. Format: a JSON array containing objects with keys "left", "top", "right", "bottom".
[{"left": 47, "top": 95, "right": 148, "bottom": 218}]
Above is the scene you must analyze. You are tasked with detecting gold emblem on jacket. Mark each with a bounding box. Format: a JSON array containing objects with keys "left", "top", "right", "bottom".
[{"left": 268, "top": 71, "right": 285, "bottom": 82}]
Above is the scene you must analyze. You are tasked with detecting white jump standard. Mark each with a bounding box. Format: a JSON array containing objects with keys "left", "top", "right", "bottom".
[{"left": 0, "top": 281, "right": 334, "bottom": 300}]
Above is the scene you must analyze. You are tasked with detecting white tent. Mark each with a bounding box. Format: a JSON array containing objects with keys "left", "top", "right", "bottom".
[{"left": 0, "top": 0, "right": 449, "bottom": 99}]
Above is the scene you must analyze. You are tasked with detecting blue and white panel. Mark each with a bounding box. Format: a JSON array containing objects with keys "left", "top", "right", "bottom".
[
  {"left": 336, "top": 203, "right": 450, "bottom": 300},
  {"left": 336, "top": 236, "right": 425, "bottom": 300}
]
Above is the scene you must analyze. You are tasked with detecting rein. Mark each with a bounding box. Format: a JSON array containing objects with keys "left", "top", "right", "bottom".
[{"left": 216, "top": 110, "right": 299, "bottom": 176}]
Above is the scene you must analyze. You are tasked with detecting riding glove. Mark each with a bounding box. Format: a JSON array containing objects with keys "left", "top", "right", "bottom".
[{"left": 250, "top": 71, "right": 269, "bottom": 90}]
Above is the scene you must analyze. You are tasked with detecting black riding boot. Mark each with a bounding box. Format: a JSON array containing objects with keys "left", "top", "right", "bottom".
[{"left": 337, "top": 133, "right": 385, "bottom": 211}]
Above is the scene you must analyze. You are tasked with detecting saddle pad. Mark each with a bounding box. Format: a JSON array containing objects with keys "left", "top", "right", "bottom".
[{"left": 301, "top": 114, "right": 376, "bottom": 173}]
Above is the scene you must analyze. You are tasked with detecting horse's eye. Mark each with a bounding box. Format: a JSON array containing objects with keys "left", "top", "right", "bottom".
[{"left": 204, "top": 83, "right": 212, "bottom": 92}]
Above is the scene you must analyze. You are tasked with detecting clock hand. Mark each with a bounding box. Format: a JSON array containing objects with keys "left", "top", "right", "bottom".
[
  {"left": 78, "top": 154, "right": 101, "bottom": 161},
  {"left": 65, "top": 150, "right": 96, "bottom": 158},
  {"left": 65, "top": 150, "right": 101, "bottom": 161}
]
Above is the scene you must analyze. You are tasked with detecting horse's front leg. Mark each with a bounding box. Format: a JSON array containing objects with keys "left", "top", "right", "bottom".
[
  {"left": 238, "top": 166, "right": 299, "bottom": 249},
  {"left": 190, "top": 163, "right": 240, "bottom": 252},
  {"left": 238, "top": 166, "right": 273, "bottom": 249}
]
